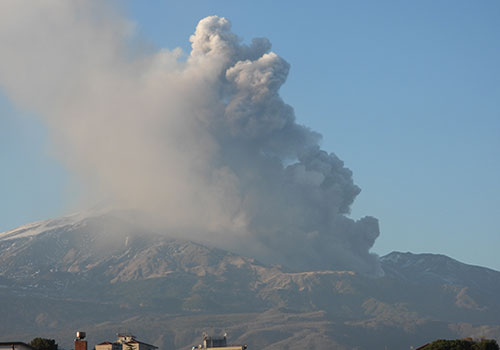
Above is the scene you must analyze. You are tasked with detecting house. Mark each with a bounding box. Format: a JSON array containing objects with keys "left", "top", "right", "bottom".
[
  {"left": 0, "top": 343, "right": 35, "bottom": 350},
  {"left": 193, "top": 334, "right": 246, "bottom": 350},
  {"left": 95, "top": 342, "right": 121, "bottom": 350},
  {"left": 415, "top": 344, "right": 430, "bottom": 350},
  {"left": 96, "top": 334, "right": 157, "bottom": 350}
]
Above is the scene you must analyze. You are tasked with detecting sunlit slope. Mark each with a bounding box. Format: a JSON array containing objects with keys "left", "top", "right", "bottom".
[{"left": 0, "top": 213, "right": 499, "bottom": 350}]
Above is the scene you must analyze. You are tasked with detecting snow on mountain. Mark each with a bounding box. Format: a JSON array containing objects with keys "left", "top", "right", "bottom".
[
  {"left": 0, "top": 214, "right": 500, "bottom": 350},
  {"left": 0, "top": 207, "right": 112, "bottom": 241},
  {"left": 0, "top": 215, "right": 81, "bottom": 241}
]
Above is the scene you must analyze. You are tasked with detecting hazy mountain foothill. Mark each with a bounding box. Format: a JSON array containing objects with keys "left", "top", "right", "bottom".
[{"left": 1, "top": 212, "right": 499, "bottom": 350}]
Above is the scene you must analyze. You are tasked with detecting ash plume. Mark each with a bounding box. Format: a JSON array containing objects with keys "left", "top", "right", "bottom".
[{"left": 0, "top": 2, "right": 382, "bottom": 275}]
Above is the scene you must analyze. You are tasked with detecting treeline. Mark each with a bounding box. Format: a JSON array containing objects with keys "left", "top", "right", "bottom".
[
  {"left": 29, "top": 338, "right": 58, "bottom": 350},
  {"left": 421, "top": 338, "right": 499, "bottom": 350}
]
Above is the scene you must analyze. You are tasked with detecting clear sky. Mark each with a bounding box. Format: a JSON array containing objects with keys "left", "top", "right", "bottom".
[{"left": 1, "top": 1, "right": 499, "bottom": 270}]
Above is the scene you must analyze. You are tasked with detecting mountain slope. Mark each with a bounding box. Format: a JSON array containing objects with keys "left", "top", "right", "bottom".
[{"left": 0, "top": 213, "right": 499, "bottom": 350}]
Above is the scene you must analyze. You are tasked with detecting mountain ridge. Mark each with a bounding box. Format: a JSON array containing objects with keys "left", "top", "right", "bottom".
[{"left": 0, "top": 213, "right": 499, "bottom": 350}]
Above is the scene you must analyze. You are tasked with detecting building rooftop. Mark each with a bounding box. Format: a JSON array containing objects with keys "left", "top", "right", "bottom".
[{"left": 0, "top": 343, "right": 35, "bottom": 350}]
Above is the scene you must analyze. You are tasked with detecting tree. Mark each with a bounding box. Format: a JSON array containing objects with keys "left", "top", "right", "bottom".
[
  {"left": 424, "top": 339, "right": 473, "bottom": 350},
  {"left": 472, "top": 339, "right": 500, "bottom": 350},
  {"left": 423, "top": 339, "right": 499, "bottom": 350},
  {"left": 29, "top": 338, "right": 58, "bottom": 350}
]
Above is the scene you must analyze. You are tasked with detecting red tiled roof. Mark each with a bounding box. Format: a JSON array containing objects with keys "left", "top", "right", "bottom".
[{"left": 415, "top": 344, "right": 430, "bottom": 350}]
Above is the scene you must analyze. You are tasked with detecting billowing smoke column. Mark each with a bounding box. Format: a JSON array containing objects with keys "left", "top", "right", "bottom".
[{"left": 0, "top": 2, "right": 381, "bottom": 275}]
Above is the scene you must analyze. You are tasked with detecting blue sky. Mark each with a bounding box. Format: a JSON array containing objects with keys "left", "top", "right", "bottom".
[{"left": 1, "top": 1, "right": 499, "bottom": 270}]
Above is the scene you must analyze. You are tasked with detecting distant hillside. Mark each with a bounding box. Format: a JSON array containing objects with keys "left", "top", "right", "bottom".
[{"left": 0, "top": 212, "right": 499, "bottom": 350}]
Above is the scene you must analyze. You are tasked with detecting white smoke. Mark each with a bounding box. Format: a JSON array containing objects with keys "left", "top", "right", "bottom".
[{"left": 0, "top": 2, "right": 381, "bottom": 275}]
